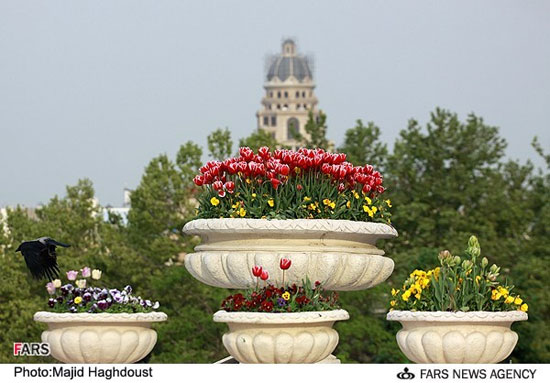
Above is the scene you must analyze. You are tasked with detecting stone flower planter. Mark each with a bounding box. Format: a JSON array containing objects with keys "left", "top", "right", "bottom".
[
  {"left": 213, "top": 309, "right": 349, "bottom": 364},
  {"left": 34, "top": 311, "right": 167, "bottom": 363},
  {"left": 183, "top": 219, "right": 397, "bottom": 290},
  {"left": 386, "top": 310, "right": 528, "bottom": 363}
]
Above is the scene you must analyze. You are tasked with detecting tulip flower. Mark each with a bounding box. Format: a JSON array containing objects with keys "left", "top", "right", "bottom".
[
  {"left": 260, "top": 270, "right": 269, "bottom": 287},
  {"left": 252, "top": 265, "right": 263, "bottom": 277},
  {"left": 252, "top": 265, "right": 263, "bottom": 289},
  {"left": 46, "top": 282, "right": 56, "bottom": 295},
  {"left": 280, "top": 258, "right": 292, "bottom": 287},
  {"left": 76, "top": 279, "right": 87, "bottom": 289},
  {"left": 52, "top": 279, "right": 62, "bottom": 288},
  {"left": 91, "top": 269, "right": 102, "bottom": 280},
  {"left": 81, "top": 267, "right": 91, "bottom": 278},
  {"left": 66, "top": 270, "right": 78, "bottom": 281}
]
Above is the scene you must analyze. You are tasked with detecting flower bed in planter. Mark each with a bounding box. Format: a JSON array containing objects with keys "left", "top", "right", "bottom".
[
  {"left": 387, "top": 236, "right": 528, "bottom": 364},
  {"left": 34, "top": 311, "right": 167, "bottom": 363},
  {"left": 37, "top": 266, "right": 166, "bottom": 363},
  {"left": 213, "top": 310, "right": 349, "bottom": 364}
]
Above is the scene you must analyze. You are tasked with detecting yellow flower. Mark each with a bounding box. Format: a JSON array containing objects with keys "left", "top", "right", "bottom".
[
  {"left": 252, "top": 193, "right": 257, "bottom": 198},
  {"left": 415, "top": 292, "right": 421, "bottom": 300},
  {"left": 401, "top": 290, "right": 411, "bottom": 301},
  {"left": 353, "top": 191, "right": 360, "bottom": 199},
  {"left": 303, "top": 196, "right": 312, "bottom": 202},
  {"left": 505, "top": 296, "right": 514, "bottom": 304},
  {"left": 371, "top": 206, "right": 378, "bottom": 214},
  {"left": 346, "top": 201, "right": 351, "bottom": 209},
  {"left": 385, "top": 199, "right": 392, "bottom": 208},
  {"left": 365, "top": 196, "right": 372, "bottom": 205},
  {"left": 308, "top": 203, "right": 316, "bottom": 210},
  {"left": 498, "top": 286, "right": 509, "bottom": 297},
  {"left": 363, "top": 205, "right": 374, "bottom": 217},
  {"left": 475, "top": 275, "right": 482, "bottom": 285},
  {"left": 520, "top": 303, "right": 528, "bottom": 312},
  {"left": 267, "top": 199, "right": 274, "bottom": 207},
  {"left": 74, "top": 296, "right": 82, "bottom": 304},
  {"left": 391, "top": 288, "right": 399, "bottom": 296},
  {"left": 282, "top": 291, "right": 291, "bottom": 301},
  {"left": 514, "top": 296, "right": 523, "bottom": 305},
  {"left": 323, "top": 198, "right": 331, "bottom": 206},
  {"left": 329, "top": 201, "right": 336, "bottom": 209},
  {"left": 245, "top": 178, "right": 251, "bottom": 184},
  {"left": 239, "top": 207, "right": 246, "bottom": 217},
  {"left": 210, "top": 197, "right": 220, "bottom": 206},
  {"left": 232, "top": 202, "right": 240, "bottom": 209},
  {"left": 491, "top": 289, "right": 502, "bottom": 301},
  {"left": 390, "top": 300, "right": 396, "bottom": 307}
]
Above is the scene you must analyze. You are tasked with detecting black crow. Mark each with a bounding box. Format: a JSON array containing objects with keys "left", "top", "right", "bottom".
[{"left": 15, "top": 237, "right": 70, "bottom": 280}]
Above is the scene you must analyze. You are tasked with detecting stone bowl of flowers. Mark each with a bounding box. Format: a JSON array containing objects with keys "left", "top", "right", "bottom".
[
  {"left": 183, "top": 146, "right": 397, "bottom": 291},
  {"left": 213, "top": 260, "right": 349, "bottom": 364},
  {"left": 386, "top": 237, "right": 528, "bottom": 364},
  {"left": 34, "top": 267, "right": 167, "bottom": 364}
]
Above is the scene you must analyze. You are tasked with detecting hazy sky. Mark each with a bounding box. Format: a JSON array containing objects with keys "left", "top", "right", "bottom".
[{"left": 1, "top": 1, "right": 549, "bottom": 206}]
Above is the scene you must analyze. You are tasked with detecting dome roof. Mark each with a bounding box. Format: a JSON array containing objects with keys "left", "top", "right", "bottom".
[{"left": 266, "top": 39, "right": 313, "bottom": 82}]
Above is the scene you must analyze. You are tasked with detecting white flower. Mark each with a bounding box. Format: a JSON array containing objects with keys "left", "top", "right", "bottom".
[
  {"left": 52, "top": 279, "right": 62, "bottom": 288},
  {"left": 91, "top": 269, "right": 102, "bottom": 280},
  {"left": 76, "top": 279, "right": 87, "bottom": 289}
]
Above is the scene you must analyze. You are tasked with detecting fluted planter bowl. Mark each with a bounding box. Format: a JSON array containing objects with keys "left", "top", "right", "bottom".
[
  {"left": 213, "top": 309, "right": 349, "bottom": 363},
  {"left": 183, "top": 219, "right": 397, "bottom": 290},
  {"left": 386, "top": 310, "right": 527, "bottom": 363},
  {"left": 34, "top": 311, "right": 167, "bottom": 363}
]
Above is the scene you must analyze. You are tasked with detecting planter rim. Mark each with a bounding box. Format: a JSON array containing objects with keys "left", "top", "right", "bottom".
[
  {"left": 183, "top": 218, "right": 397, "bottom": 238},
  {"left": 213, "top": 309, "right": 349, "bottom": 324},
  {"left": 33, "top": 311, "right": 167, "bottom": 323},
  {"left": 386, "top": 310, "right": 527, "bottom": 322}
]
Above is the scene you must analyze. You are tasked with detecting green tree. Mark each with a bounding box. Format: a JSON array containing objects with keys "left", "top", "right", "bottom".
[
  {"left": 338, "top": 120, "right": 388, "bottom": 168},
  {"left": 207, "top": 128, "right": 233, "bottom": 160},
  {"left": 238, "top": 129, "right": 280, "bottom": 151},
  {"left": 298, "top": 111, "right": 330, "bottom": 149}
]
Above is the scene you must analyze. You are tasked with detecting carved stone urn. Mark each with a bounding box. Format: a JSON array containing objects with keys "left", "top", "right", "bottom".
[
  {"left": 34, "top": 311, "right": 167, "bottom": 363},
  {"left": 183, "top": 218, "right": 398, "bottom": 290},
  {"left": 183, "top": 218, "right": 397, "bottom": 364},
  {"left": 386, "top": 310, "right": 527, "bottom": 363},
  {"left": 213, "top": 309, "right": 349, "bottom": 364}
]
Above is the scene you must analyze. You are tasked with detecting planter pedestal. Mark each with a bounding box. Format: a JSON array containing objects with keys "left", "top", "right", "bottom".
[
  {"left": 34, "top": 312, "right": 167, "bottom": 364},
  {"left": 387, "top": 311, "right": 527, "bottom": 364}
]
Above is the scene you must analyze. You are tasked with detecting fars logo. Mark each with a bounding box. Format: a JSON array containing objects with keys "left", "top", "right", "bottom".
[{"left": 13, "top": 343, "right": 50, "bottom": 356}]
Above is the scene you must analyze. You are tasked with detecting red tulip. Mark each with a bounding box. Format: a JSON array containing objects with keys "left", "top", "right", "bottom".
[
  {"left": 279, "top": 258, "right": 291, "bottom": 270},
  {"left": 224, "top": 181, "right": 235, "bottom": 193},
  {"left": 193, "top": 175, "right": 204, "bottom": 186},
  {"left": 279, "top": 164, "right": 290, "bottom": 176},
  {"left": 362, "top": 184, "right": 372, "bottom": 194},
  {"left": 212, "top": 181, "right": 224, "bottom": 191},
  {"left": 260, "top": 270, "right": 269, "bottom": 281},
  {"left": 252, "top": 265, "right": 263, "bottom": 277},
  {"left": 258, "top": 146, "right": 270, "bottom": 159},
  {"left": 270, "top": 178, "right": 281, "bottom": 190}
]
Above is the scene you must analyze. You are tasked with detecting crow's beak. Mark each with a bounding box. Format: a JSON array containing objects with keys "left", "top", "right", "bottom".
[{"left": 15, "top": 245, "right": 21, "bottom": 252}]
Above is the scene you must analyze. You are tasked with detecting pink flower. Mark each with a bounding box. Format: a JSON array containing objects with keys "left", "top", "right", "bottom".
[
  {"left": 66, "top": 270, "right": 78, "bottom": 281},
  {"left": 45, "top": 282, "right": 56, "bottom": 295},
  {"left": 81, "top": 267, "right": 91, "bottom": 278}
]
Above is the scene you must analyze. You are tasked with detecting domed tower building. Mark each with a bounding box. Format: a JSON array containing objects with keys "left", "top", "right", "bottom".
[{"left": 256, "top": 39, "right": 319, "bottom": 149}]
